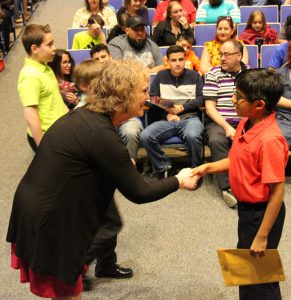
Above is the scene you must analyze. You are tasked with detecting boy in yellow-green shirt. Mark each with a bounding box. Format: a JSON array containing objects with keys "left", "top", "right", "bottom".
[
  {"left": 72, "top": 15, "right": 107, "bottom": 50},
  {"left": 18, "top": 24, "right": 68, "bottom": 151}
]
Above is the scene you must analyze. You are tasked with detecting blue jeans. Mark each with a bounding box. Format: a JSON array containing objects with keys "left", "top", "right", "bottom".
[
  {"left": 140, "top": 117, "right": 204, "bottom": 173},
  {"left": 118, "top": 117, "right": 143, "bottom": 161}
]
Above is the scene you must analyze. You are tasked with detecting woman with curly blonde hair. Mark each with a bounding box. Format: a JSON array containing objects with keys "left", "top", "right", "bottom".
[{"left": 7, "top": 60, "right": 197, "bottom": 300}]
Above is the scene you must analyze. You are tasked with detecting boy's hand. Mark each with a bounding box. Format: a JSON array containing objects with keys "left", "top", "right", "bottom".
[
  {"left": 91, "top": 21, "right": 101, "bottom": 34},
  {"left": 250, "top": 235, "right": 267, "bottom": 257},
  {"left": 192, "top": 164, "right": 208, "bottom": 178}
]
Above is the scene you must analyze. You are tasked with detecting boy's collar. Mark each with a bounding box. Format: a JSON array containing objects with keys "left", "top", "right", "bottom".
[
  {"left": 25, "top": 57, "right": 48, "bottom": 72},
  {"left": 239, "top": 113, "right": 276, "bottom": 144}
]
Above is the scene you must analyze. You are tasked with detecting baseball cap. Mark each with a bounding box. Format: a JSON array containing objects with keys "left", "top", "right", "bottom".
[{"left": 126, "top": 16, "right": 146, "bottom": 28}]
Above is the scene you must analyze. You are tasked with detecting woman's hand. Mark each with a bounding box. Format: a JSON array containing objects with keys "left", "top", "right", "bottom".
[
  {"left": 178, "top": 16, "right": 189, "bottom": 29},
  {"left": 175, "top": 168, "right": 198, "bottom": 190},
  {"left": 66, "top": 92, "right": 79, "bottom": 106},
  {"left": 250, "top": 235, "right": 268, "bottom": 257}
]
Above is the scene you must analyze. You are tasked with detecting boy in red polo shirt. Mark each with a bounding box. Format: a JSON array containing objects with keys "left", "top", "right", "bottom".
[{"left": 192, "top": 69, "right": 289, "bottom": 300}]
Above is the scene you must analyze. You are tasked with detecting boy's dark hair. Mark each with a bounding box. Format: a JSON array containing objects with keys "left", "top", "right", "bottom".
[
  {"left": 166, "top": 45, "right": 185, "bottom": 59},
  {"left": 235, "top": 69, "right": 283, "bottom": 113},
  {"left": 22, "top": 24, "right": 51, "bottom": 55},
  {"left": 90, "top": 44, "right": 110, "bottom": 57},
  {"left": 177, "top": 34, "right": 196, "bottom": 46},
  {"left": 87, "top": 14, "right": 105, "bottom": 28},
  {"left": 48, "top": 49, "right": 75, "bottom": 81}
]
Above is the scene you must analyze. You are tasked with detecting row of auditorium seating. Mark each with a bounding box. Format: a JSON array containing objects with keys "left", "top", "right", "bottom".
[
  {"left": 109, "top": 5, "right": 291, "bottom": 26},
  {"left": 67, "top": 44, "right": 277, "bottom": 68},
  {"left": 68, "top": 22, "right": 282, "bottom": 48}
]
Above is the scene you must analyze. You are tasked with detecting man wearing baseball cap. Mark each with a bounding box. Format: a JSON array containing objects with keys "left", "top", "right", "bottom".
[{"left": 108, "top": 15, "right": 164, "bottom": 74}]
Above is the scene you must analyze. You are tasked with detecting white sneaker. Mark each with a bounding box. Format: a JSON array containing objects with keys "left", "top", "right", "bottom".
[{"left": 222, "top": 189, "right": 237, "bottom": 208}]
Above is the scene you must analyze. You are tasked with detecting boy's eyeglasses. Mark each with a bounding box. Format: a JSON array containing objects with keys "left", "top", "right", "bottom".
[
  {"left": 233, "top": 90, "right": 248, "bottom": 104},
  {"left": 219, "top": 51, "right": 239, "bottom": 58}
]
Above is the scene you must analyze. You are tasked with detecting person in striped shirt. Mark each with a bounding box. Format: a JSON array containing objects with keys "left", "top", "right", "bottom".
[{"left": 203, "top": 39, "right": 248, "bottom": 208}]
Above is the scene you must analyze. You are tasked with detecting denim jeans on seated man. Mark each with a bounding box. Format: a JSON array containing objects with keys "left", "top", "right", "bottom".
[
  {"left": 140, "top": 117, "right": 203, "bottom": 173},
  {"left": 140, "top": 46, "right": 204, "bottom": 176},
  {"left": 118, "top": 117, "right": 143, "bottom": 163}
]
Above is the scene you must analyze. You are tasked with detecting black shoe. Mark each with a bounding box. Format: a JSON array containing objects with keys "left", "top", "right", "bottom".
[
  {"left": 95, "top": 264, "right": 133, "bottom": 279},
  {"left": 151, "top": 165, "right": 177, "bottom": 180},
  {"left": 82, "top": 274, "right": 93, "bottom": 291}
]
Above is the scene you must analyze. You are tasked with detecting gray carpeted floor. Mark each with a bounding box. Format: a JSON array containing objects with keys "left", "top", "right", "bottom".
[{"left": 0, "top": 1, "right": 290, "bottom": 299}]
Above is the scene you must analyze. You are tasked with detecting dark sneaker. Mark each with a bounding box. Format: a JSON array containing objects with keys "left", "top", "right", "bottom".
[
  {"left": 95, "top": 264, "right": 133, "bottom": 279},
  {"left": 222, "top": 189, "right": 237, "bottom": 208},
  {"left": 151, "top": 165, "right": 177, "bottom": 180}
]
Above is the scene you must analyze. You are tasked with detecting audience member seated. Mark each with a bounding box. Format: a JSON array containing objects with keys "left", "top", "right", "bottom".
[
  {"left": 203, "top": 40, "right": 248, "bottom": 208},
  {"left": 278, "top": 15, "right": 291, "bottom": 43},
  {"left": 200, "top": 16, "right": 248, "bottom": 75},
  {"left": 48, "top": 50, "right": 79, "bottom": 110},
  {"left": 152, "top": 1, "right": 194, "bottom": 46},
  {"left": 117, "top": 0, "right": 149, "bottom": 25},
  {"left": 90, "top": 43, "right": 112, "bottom": 61},
  {"left": 196, "top": 0, "right": 240, "bottom": 24},
  {"left": 109, "top": 16, "right": 164, "bottom": 163},
  {"left": 72, "top": 0, "right": 117, "bottom": 29},
  {"left": 163, "top": 34, "right": 200, "bottom": 72},
  {"left": 269, "top": 24, "right": 291, "bottom": 70},
  {"left": 275, "top": 46, "right": 291, "bottom": 148},
  {"left": 72, "top": 15, "right": 106, "bottom": 49},
  {"left": 140, "top": 45, "right": 204, "bottom": 185},
  {"left": 153, "top": 0, "right": 196, "bottom": 27},
  {"left": 0, "top": 1, "right": 13, "bottom": 53},
  {"left": 90, "top": 43, "right": 142, "bottom": 165},
  {"left": 108, "top": 15, "right": 164, "bottom": 74},
  {"left": 239, "top": 10, "right": 277, "bottom": 46},
  {"left": 107, "top": 12, "right": 129, "bottom": 43}
]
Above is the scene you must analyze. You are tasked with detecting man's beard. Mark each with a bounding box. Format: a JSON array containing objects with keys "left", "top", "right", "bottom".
[{"left": 127, "top": 36, "right": 146, "bottom": 51}]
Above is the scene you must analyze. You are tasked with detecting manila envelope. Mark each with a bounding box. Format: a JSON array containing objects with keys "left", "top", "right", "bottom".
[{"left": 217, "top": 249, "right": 286, "bottom": 286}]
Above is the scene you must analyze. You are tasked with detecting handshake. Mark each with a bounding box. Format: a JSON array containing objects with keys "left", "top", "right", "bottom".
[{"left": 175, "top": 165, "right": 207, "bottom": 190}]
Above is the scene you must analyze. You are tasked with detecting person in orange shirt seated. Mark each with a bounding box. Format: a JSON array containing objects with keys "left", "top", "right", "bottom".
[{"left": 163, "top": 34, "right": 200, "bottom": 72}]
